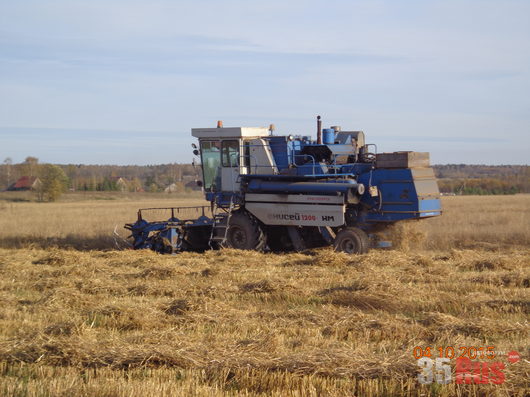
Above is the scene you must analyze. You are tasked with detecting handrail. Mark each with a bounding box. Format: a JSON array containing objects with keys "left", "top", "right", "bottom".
[
  {"left": 138, "top": 206, "right": 211, "bottom": 221},
  {"left": 207, "top": 140, "right": 368, "bottom": 179},
  {"left": 293, "top": 154, "right": 316, "bottom": 175}
]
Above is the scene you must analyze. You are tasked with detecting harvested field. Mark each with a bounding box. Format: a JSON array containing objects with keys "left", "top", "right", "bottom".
[
  {"left": 0, "top": 193, "right": 528, "bottom": 251},
  {"left": 0, "top": 194, "right": 528, "bottom": 396},
  {"left": 0, "top": 192, "right": 206, "bottom": 250},
  {"left": 420, "top": 195, "right": 530, "bottom": 250}
]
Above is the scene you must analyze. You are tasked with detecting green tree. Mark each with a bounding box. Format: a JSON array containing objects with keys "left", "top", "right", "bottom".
[
  {"left": 148, "top": 183, "right": 160, "bottom": 193},
  {"left": 38, "top": 165, "right": 69, "bottom": 202},
  {"left": 129, "top": 177, "right": 143, "bottom": 192},
  {"left": 65, "top": 164, "right": 79, "bottom": 191}
]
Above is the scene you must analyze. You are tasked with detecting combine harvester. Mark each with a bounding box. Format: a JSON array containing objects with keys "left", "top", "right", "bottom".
[{"left": 125, "top": 117, "right": 441, "bottom": 254}]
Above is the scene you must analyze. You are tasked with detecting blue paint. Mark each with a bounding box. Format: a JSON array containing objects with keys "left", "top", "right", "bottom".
[
  {"left": 269, "top": 136, "right": 290, "bottom": 171},
  {"left": 247, "top": 179, "right": 358, "bottom": 194},
  {"left": 322, "top": 129, "right": 335, "bottom": 144}
]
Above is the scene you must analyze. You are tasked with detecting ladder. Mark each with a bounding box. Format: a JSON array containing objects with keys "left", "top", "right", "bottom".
[{"left": 209, "top": 196, "right": 236, "bottom": 248}]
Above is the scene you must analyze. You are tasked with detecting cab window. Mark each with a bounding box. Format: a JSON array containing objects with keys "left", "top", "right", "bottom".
[
  {"left": 221, "top": 140, "right": 240, "bottom": 167},
  {"left": 200, "top": 141, "right": 221, "bottom": 190}
]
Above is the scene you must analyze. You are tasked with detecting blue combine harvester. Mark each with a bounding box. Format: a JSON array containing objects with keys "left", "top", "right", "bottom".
[{"left": 125, "top": 117, "right": 441, "bottom": 254}]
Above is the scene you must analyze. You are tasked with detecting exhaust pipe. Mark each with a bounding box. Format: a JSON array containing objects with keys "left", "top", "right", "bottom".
[{"left": 317, "top": 115, "right": 322, "bottom": 144}]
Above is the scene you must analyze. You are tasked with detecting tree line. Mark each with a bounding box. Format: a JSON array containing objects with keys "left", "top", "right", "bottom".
[
  {"left": 1, "top": 157, "right": 528, "bottom": 201},
  {"left": 434, "top": 165, "right": 529, "bottom": 195},
  {"left": 1, "top": 157, "right": 200, "bottom": 201}
]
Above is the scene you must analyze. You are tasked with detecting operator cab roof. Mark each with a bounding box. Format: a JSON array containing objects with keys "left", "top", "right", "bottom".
[{"left": 191, "top": 127, "right": 270, "bottom": 139}]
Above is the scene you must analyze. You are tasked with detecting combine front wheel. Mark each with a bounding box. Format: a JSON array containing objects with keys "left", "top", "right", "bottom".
[
  {"left": 225, "top": 211, "right": 266, "bottom": 251},
  {"left": 333, "top": 227, "right": 369, "bottom": 254}
]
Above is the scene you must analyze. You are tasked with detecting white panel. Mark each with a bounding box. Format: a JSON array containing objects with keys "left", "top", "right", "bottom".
[
  {"left": 192, "top": 127, "right": 270, "bottom": 139},
  {"left": 246, "top": 203, "right": 345, "bottom": 227},
  {"left": 221, "top": 167, "right": 240, "bottom": 192},
  {"left": 249, "top": 138, "right": 278, "bottom": 174},
  {"left": 245, "top": 193, "right": 344, "bottom": 204}
]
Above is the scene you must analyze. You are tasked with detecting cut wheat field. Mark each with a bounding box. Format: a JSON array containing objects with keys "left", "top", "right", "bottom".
[
  {"left": 0, "top": 193, "right": 528, "bottom": 396},
  {"left": 0, "top": 193, "right": 528, "bottom": 251}
]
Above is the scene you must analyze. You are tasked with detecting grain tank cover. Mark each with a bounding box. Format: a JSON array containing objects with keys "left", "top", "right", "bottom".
[
  {"left": 192, "top": 127, "right": 270, "bottom": 139},
  {"left": 335, "top": 131, "right": 365, "bottom": 147}
]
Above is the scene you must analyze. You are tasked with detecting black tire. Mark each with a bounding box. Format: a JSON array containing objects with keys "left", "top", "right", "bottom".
[
  {"left": 333, "top": 227, "right": 370, "bottom": 254},
  {"left": 265, "top": 226, "right": 293, "bottom": 252},
  {"left": 225, "top": 211, "right": 266, "bottom": 251},
  {"left": 182, "top": 226, "right": 211, "bottom": 252}
]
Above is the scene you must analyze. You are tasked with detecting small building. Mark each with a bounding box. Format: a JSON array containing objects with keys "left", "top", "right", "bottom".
[
  {"left": 109, "top": 177, "right": 129, "bottom": 192},
  {"left": 8, "top": 176, "right": 42, "bottom": 191},
  {"left": 164, "top": 182, "right": 184, "bottom": 193}
]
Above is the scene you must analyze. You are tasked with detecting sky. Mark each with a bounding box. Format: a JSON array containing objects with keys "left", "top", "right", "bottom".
[{"left": 0, "top": 0, "right": 529, "bottom": 165}]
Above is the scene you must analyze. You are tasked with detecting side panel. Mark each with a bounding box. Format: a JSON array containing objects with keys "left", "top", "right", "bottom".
[
  {"left": 246, "top": 202, "right": 345, "bottom": 227},
  {"left": 249, "top": 138, "right": 278, "bottom": 174},
  {"left": 245, "top": 193, "right": 344, "bottom": 204},
  {"left": 418, "top": 198, "right": 442, "bottom": 217},
  {"left": 268, "top": 136, "right": 290, "bottom": 171},
  {"left": 357, "top": 167, "right": 442, "bottom": 223},
  {"left": 221, "top": 167, "right": 240, "bottom": 192},
  {"left": 412, "top": 168, "right": 440, "bottom": 199}
]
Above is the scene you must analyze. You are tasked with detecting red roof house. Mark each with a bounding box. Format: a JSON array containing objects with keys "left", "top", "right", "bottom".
[{"left": 8, "top": 176, "right": 42, "bottom": 191}]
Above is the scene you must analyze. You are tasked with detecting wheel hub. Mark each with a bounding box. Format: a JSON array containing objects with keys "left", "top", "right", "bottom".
[
  {"left": 340, "top": 238, "right": 357, "bottom": 253},
  {"left": 229, "top": 226, "right": 247, "bottom": 248}
]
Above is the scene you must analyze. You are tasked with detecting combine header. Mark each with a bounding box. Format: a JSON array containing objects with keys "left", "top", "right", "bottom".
[{"left": 125, "top": 117, "right": 441, "bottom": 254}]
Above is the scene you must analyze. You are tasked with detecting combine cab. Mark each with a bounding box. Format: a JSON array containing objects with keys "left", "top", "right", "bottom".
[{"left": 126, "top": 117, "right": 441, "bottom": 254}]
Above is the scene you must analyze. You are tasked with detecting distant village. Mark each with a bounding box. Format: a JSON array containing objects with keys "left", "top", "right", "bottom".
[{"left": 1, "top": 157, "right": 201, "bottom": 193}]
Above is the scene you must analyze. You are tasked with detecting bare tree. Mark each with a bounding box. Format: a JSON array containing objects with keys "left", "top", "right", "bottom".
[
  {"left": 3, "top": 157, "right": 12, "bottom": 189},
  {"left": 24, "top": 156, "right": 39, "bottom": 177}
]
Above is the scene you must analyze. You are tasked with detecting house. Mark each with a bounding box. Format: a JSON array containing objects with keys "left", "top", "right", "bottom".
[
  {"left": 164, "top": 182, "right": 184, "bottom": 193},
  {"left": 8, "top": 176, "right": 42, "bottom": 191},
  {"left": 108, "top": 177, "right": 129, "bottom": 192}
]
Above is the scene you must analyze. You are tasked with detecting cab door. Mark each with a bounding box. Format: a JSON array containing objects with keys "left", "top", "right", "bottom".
[{"left": 220, "top": 139, "right": 243, "bottom": 192}]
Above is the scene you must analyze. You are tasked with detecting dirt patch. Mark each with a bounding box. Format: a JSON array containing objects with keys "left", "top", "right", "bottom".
[
  {"left": 239, "top": 280, "right": 275, "bottom": 293},
  {"left": 163, "top": 299, "right": 191, "bottom": 316},
  {"left": 44, "top": 322, "right": 75, "bottom": 336}
]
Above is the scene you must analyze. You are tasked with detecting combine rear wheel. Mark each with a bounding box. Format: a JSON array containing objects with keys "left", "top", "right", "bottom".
[
  {"left": 333, "top": 227, "right": 369, "bottom": 254},
  {"left": 225, "top": 211, "right": 266, "bottom": 251}
]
